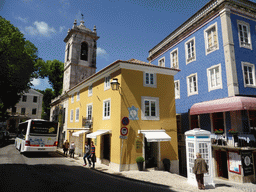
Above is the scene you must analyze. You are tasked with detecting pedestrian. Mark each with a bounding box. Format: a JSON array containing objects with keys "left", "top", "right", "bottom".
[
  {"left": 63, "top": 139, "right": 69, "bottom": 156},
  {"left": 90, "top": 141, "right": 96, "bottom": 168},
  {"left": 83, "top": 141, "right": 91, "bottom": 167},
  {"left": 69, "top": 141, "right": 75, "bottom": 158},
  {"left": 193, "top": 152, "right": 208, "bottom": 190}
]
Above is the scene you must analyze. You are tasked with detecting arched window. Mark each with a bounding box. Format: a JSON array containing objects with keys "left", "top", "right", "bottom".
[
  {"left": 80, "top": 42, "right": 88, "bottom": 61},
  {"left": 67, "top": 44, "right": 70, "bottom": 61}
]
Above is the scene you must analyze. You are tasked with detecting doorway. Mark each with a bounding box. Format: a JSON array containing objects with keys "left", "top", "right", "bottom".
[
  {"left": 216, "top": 150, "right": 228, "bottom": 179},
  {"left": 102, "top": 134, "right": 111, "bottom": 163},
  {"left": 145, "top": 139, "right": 158, "bottom": 168}
]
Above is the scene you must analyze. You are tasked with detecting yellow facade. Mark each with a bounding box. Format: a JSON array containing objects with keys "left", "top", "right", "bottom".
[{"left": 66, "top": 60, "right": 179, "bottom": 172}]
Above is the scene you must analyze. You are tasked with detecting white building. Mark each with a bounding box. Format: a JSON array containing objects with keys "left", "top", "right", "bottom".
[{"left": 6, "top": 89, "right": 43, "bottom": 132}]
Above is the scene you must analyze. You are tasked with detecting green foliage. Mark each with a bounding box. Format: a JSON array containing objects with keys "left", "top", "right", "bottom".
[
  {"left": 136, "top": 156, "right": 145, "bottom": 163},
  {"left": 0, "top": 16, "right": 38, "bottom": 121},
  {"left": 41, "top": 88, "right": 54, "bottom": 120},
  {"left": 35, "top": 59, "right": 64, "bottom": 97}
]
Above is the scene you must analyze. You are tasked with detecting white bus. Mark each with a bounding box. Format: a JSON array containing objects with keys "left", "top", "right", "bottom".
[{"left": 15, "top": 119, "right": 58, "bottom": 153}]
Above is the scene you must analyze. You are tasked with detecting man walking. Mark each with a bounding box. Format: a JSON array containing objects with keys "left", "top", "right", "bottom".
[
  {"left": 83, "top": 141, "right": 91, "bottom": 167},
  {"left": 193, "top": 153, "right": 208, "bottom": 190}
]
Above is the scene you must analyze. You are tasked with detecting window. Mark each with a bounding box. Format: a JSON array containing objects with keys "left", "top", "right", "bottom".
[
  {"left": 143, "top": 72, "right": 156, "bottom": 88},
  {"left": 33, "top": 96, "right": 38, "bottom": 103},
  {"left": 77, "top": 91, "right": 80, "bottom": 101},
  {"left": 70, "top": 109, "right": 74, "bottom": 122},
  {"left": 80, "top": 42, "right": 88, "bottom": 61},
  {"left": 174, "top": 80, "right": 180, "bottom": 99},
  {"left": 22, "top": 95, "right": 27, "bottom": 102},
  {"left": 12, "top": 107, "right": 16, "bottom": 113},
  {"left": 21, "top": 108, "right": 26, "bottom": 115},
  {"left": 103, "top": 99, "right": 111, "bottom": 120},
  {"left": 75, "top": 108, "right": 79, "bottom": 122},
  {"left": 212, "top": 112, "right": 225, "bottom": 132},
  {"left": 185, "top": 37, "right": 196, "bottom": 64},
  {"left": 32, "top": 108, "right": 37, "bottom": 115},
  {"left": 88, "top": 85, "right": 93, "bottom": 96},
  {"left": 237, "top": 20, "right": 252, "bottom": 49},
  {"left": 66, "top": 43, "right": 70, "bottom": 61},
  {"left": 170, "top": 49, "right": 179, "bottom": 69},
  {"left": 207, "top": 64, "right": 222, "bottom": 91},
  {"left": 187, "top": 73, "right": 198, "bottom": 96},
  {"left": 87, "top": 104, "right": 93, "bottom": 120},
  {"left": 158, "top": 57, "right": 165, "bottom": 67},
  {"left": 204, "top": 22, "right": 219, "bottom": 55},
  {"left": 242, "top": 62, "right": 256, "bottom": 88},
  {"left": 104, "top": 76, "right": 111, "bottom": 91},
  {"left": 141, "top": 96, "right": 159, "bottom": 120},
  {"left": 71, "top": 94, "right": 74, "bottom": 103}
]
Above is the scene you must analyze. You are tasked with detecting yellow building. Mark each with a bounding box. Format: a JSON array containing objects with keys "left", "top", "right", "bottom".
[{"left": 66, "top": 59, "right": 180, "bottom": 173}]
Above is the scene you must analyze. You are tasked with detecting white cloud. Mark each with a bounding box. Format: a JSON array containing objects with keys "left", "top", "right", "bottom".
[
  {"left": 25, "top": 21, "right": 56, "bottom": 37},
  {"left": 16, "top": 16, "right": 28, "bottom": 23},
  {"left": 31, "top": 78, "right": 40, "bottom": 86},
  {"left": 59, "top": 26, "right": 65, "bottom": 33},
  {"left": 97, "top": 47, "right": 109, "bottom": 60}
]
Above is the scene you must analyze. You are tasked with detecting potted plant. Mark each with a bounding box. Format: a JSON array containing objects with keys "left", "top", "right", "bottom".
[
  {"left": 228, "top": 129, "right": 238, "bottom": 135},
  {"left": 214, "top": 129, "right": 224, "bottom": 134},
  {"left": 162, "top": 158, "right": 170, "bottom": 171},
  {"left": 136, "top": 156, "right": 144, "bottom": 171}
]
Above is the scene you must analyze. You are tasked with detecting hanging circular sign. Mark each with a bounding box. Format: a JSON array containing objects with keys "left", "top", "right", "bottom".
[
  {"left": 120, "top": 127, "right": 128, "bottom": 136},
  {"left": 122, "top": 117, "right": 129, "bottom": 126}
]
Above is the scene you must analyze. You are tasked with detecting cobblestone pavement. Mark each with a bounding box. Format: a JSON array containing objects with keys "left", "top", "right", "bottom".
[{"left": 56, "top": 149, "right": 256, "bottom": 192}]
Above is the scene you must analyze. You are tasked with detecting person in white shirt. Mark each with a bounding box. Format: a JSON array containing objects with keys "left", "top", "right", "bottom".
[
  {"left": 69, "top": 141, "right": 75, "bottom": 158},
  {"left": 83, "top": 141, "right": 91, "bottom": 167}
]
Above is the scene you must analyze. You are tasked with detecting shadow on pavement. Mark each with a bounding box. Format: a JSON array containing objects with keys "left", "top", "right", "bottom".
[{"left": 0, "top": 163, "right": 177, "bottom": 192}]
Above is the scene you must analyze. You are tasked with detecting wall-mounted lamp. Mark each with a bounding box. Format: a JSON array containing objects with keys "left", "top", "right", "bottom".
[{"left": 111, "top": 78, "right": 120, "bottom": 91}]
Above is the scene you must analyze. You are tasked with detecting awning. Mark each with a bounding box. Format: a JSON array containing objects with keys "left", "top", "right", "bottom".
[
  {"left": 138, "top": 130, "right": 171, "bottom": 142},
  {"left": 190, "top": 96, "right": 256, "bottom": 115},
  {"left": 86, "top": 130, "right": 110, "bottom": 138},
  {"left": 72, "top": 130, "right": 89, "bottom": 137}
]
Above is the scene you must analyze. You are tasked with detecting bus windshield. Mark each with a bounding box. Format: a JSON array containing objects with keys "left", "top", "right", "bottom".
[{"left": 29, "top": 121, "right": 58, "bottom": 135}]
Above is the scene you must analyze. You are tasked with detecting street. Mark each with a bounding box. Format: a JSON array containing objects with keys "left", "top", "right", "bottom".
[{"left": 0, "top": 140, "right": 174, "bottom": 192}]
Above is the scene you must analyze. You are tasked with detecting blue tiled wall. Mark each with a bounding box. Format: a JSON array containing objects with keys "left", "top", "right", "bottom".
[{"left": 231, "top": 13, "right": 256, "bottom": 96}]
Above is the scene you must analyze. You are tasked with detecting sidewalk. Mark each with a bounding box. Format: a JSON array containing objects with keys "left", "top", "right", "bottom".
[{"left": 56, "top": 148, "right": 256, "bottom": 192}]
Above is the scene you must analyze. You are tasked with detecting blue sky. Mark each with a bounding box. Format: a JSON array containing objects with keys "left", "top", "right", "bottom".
[{"left": 2, "top": 0, "right": 255, "bottom": 91}]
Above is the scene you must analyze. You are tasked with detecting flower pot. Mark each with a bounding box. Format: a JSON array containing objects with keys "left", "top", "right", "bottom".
[{"left": 137, "top": 162, "right": 143, "bottom": 171}]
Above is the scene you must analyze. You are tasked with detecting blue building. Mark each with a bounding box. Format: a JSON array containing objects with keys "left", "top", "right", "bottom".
[{"left": 148, "top": 0, "right": 256, "bottom": 183}]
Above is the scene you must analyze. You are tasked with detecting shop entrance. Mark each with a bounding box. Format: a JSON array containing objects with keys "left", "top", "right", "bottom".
[
  {"left": 145, "top": 139, "right": 158, "bottom": 168},
  {"left": 102, "top": 134, "right": 111, "bottom": 165},
  {"left": 216, "top": 150, "right": 228, "bottom": 179}
]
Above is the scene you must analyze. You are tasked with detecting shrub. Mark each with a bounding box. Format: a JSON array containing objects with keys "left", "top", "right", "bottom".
[{"left": 136, "top": 156, "right": 145, "bottom": 163}]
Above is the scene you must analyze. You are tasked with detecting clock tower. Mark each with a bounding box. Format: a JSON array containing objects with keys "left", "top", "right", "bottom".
[{"left": 62, "top": 19, "right": 99, "bottom": 93}]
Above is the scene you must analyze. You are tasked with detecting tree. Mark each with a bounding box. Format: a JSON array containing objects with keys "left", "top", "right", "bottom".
[
  {"left": 36, "top": 88, "right": 54, "bottom": 120},
  {"left": 0, "top": 17, "right": 38, "bottom": 121},
  {"left": 35, "top": 59, "right": 64, "bottom": 97}
]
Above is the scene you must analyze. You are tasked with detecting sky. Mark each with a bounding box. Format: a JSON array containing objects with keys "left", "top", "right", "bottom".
[{"left": 2, "top": 0, "right": 256, "bottom": 91}]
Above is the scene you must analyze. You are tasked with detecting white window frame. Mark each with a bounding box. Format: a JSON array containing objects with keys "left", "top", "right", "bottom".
[
  {"left": 158, "top": 57, "right": 165, "bottom": 67},
  {"left": 170, "top": 48, "right": 179, "bottom": 69},
  {"left": 207, "top": 64, "right": 223, "bottom": 92},
  {"left": 204, "top": 22, "right": 219, "bottom": 55},
  {"left": 187, "top": 73, "right": 198, "bottom": 96},
  {"left": 87, "top": 103, "right": 93, "bottom": 120},
  {"left": 237, "top": 20, "right": 252, "bottom": 50},
  {"left": 141, "top": 96, "right": 159, "bottom": 120},
  {"left": 185, "top": 37, "right": 196, "bottom": 64},
  {"left": 71, "top": 94, "right": 74, "bottom": 103},
  {"left": 70, "top": 109, "right": 74, "bottom": 122},
  {"left": 103, "top": 99, "right": 111, "bottom": 120},
  {"left": 88, "top": 85, "right": 93, "bottom": 97},
  {"left": 76, "top": 91, "right": 80, "bottom": 101},
  {"left": 143, "top": 72, "right": 157, "bottom": 88},
  {"left": 174, "top": 80, "right": 180, "bottom": 99},
  {"left": 241, "top": 62, "right": 256, "bottom": 88},
  {"left": 104, "top": 76, "right": 111, "bottom": 91},
  {"left": 75, "top": 108, "right": 79, "bottom": 122}
]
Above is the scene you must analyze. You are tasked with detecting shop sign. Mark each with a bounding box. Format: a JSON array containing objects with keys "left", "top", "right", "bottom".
[
  {"left": 135, "top": 139, "right": 142, "bottom": 153},
  {"left": 241, "top": 151, "right": 254, "bottom": 176}
]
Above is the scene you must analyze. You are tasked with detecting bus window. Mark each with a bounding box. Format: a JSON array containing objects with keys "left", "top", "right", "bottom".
[
  {"left": 18, "top": 122, "right": 28, "bottom": 139},
  {"left": 29, "top": 121, "right": 58, "bottom": 135}
]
